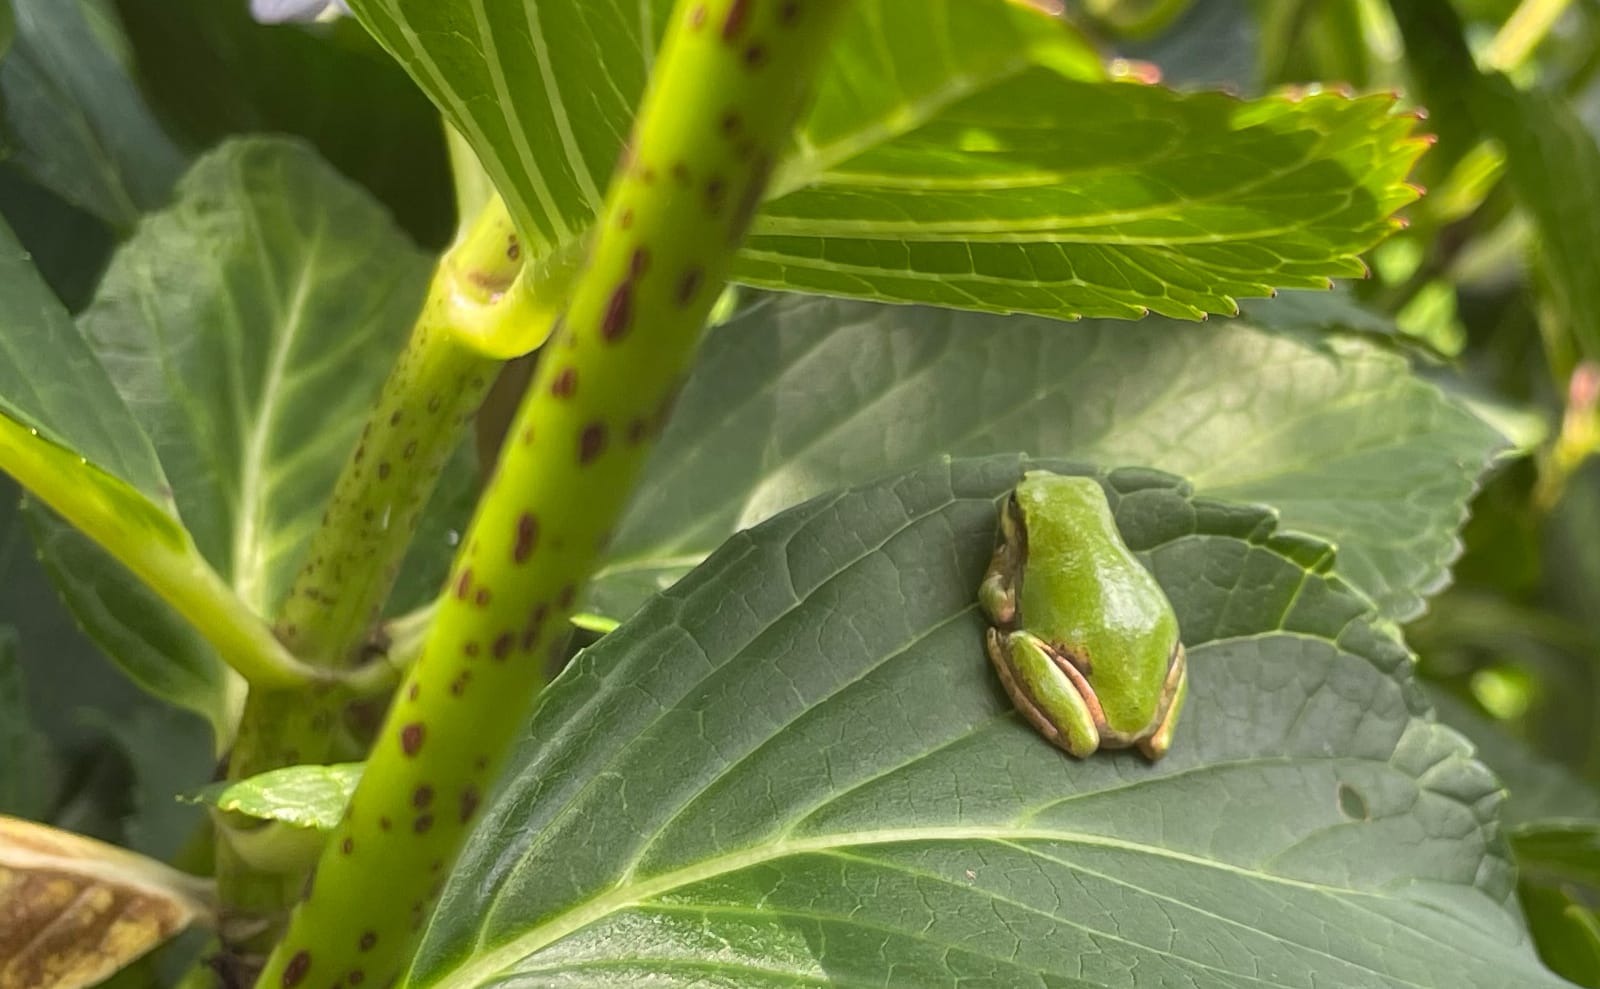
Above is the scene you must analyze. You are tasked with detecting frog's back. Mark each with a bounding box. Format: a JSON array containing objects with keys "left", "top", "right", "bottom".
[{"left": 1013, "top": 472, "right": 1177, "bottom": 732}]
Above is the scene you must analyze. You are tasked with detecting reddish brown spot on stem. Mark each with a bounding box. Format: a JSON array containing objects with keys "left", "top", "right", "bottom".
[
  {"left": 514, "top": 512, "right": 539, "bottom": 563},
  {"left": 378, "top": 462, "right": 392, "bottom": 480},
  {"left": 492, "top": 632, "right": 514, "bottom": 661},
  {"left": 722, "top": 0, "right": 750, "bottom": 39},
  {"left": 631, "top": 247, "right": 650, "bottom": 278},
  {"left": 451, "top": 671, "right": 472, "bottom": 696},
  {"left": 558, "top": 583, "right": 577, "bottom": 609},
  {"left": 341, "top": 837, "right": 354, "bottom": 854},
  {"left": 413, "top": 785, "right": 434, "bottom": 809},
  {"left": 460, "top": 785, "right": 482, "bottom": 823},
  {"left": 400, "top": 723, "right": 426, "bottom": 756},
  {"left": 455, "top": 568, "right": 473, "bottom": 599},
  {"left": 779, "top": 0, "right": 800, "bottom": 23},
  {"left": 601, "top": 283, "right": 633, "bottom": 342},
  {"left": 475, "top": 587, "right": 493, "bottom": 607},
  {"left": 379, "top": 816, "right": 392, "bottom": 831},
  {"left": 507, "top": 235, "right": 521, "bottom": 261},
  {"left": 464, "top": 641, "right": 481, "bottom": 658},
  {"left": 627, "top": 418, "right": 649, "bottom": 444},
  {"left": 390, "top": 410, "right": 404, "bottom": 426},
  {"left": 690, "top": 3, "right": 707, "bottom": 29},
  {"left": 552, "top": 367, "right": 577, "bottom": 398},
  {"left": 522, "top": 603, "right": 548, "bottom": 649},
  {"left": 359, "top": 932, "right": 377, "bottom": 952},
  {"left": 721, "top": 111, "right": 742, "bottom": 136},
  {"left": 578, "top": 422, "right": 608, "bottom": 464},
  {"left": 618, "top": 207, "right": 634, "bottom": 230},
  {"left": 414, "top": 814, "right": 434, "bottom": 834},
  {"left": 743, "top": 43, "right": 767, "bottom": 68},
  {"left": 705, "top": 177, "right": 727, "bottom": 213},
  {"left": 348, "top": 972, "right": 366, "bottom": 986},
  {"left": 676, "top": 267, "right": 704, "bottom": 307},
  {"left": 282, "top": 950, "right": 311, "bottom": 988}
]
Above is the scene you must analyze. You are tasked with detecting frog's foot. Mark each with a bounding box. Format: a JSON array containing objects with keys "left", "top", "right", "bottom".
[
  {"left": 1136, "top": 643, "right": 1187, "bottom": 761},
  {"left": 978, "top": 555, "right": 1016, "bottom": 627},
  {"left": 988, "top": 629, "right": 1101, "bottom": 758}
]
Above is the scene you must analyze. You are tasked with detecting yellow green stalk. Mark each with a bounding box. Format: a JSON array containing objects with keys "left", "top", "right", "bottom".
[{"left": 251, "top": 2, "right": 851, "bottom": 986}]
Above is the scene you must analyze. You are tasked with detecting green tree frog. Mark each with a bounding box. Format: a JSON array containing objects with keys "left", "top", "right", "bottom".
[{"left": 979, "top": 471, "right": 1187, "bottom": 759}]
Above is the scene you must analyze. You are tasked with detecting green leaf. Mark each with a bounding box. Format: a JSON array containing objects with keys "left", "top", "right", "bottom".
[
  {"left": 0, "top": 475, "right": 163, "bottom": 755},
  {"left": 0, "top": 0, "right": 184, "bottom": 230},
  {"left": 1521, "top": 882, "right": 1600, "bottom": 989},
  {"left": 75, "top": 704, "right": 214, "bottom": 861},
  {"left": 594, "top": 294, "right": 1502, "bottom": 624},
  {"left": 345, "top": 0, "right": 1085, "bottom": 258},
  {"left": 0, "top": 1, "right": 14, "bottom": 62},
  {"left": 743, "top": 80, "right": 1424, "bottom": 320},
  {"left": 113, "top": 0, "right": 456, "bottom": 248},
  {"left": 1390, "top": 0, "right": 1600, "bottom": 369},
  {"left": 419, "top": 457, "right": 1561, "bottom": 988},
  {"left": 1429, "top": 690, "right": 1600, "bottom": 828},
  {"left": 74, "top": 136, "right": 434, "bottom": 617},
  {"left": 0, "top": 214, "right": 164, "bottom": 497},
  {"left": 0, "top": 626, "right": 52, "bottom": 818},
  {"left": 186, "top": 763, "right": 363, "bottom": 833},
  {"left": 23, "top": 504, "right": 240, "bottom": 738},
  {"left": 1514, "top": 821, "right": 1600, "bottom": 890},
  {"left": 349, "top": 0, "right": 1417, "bottom": 320}
]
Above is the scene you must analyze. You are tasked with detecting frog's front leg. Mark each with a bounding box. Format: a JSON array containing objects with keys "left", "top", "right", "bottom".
[
  {"left": 986, "top": 628, "right": 1103, "bottom": 758},
  {"left": 1136, "top": 643, "right": 1188, "bottom": 760}
]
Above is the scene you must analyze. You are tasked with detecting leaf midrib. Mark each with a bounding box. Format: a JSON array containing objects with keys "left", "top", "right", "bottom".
[
  {"left": 440, "top": 824, "right": 1457, "bottom": 989},
  {"left": 230, "top": 211, "right": 326, "bottom": 613}
]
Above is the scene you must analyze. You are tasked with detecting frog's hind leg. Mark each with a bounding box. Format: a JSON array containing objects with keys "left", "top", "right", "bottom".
[
  {"left": 1137, "top": 643, "right": 1187, "bottom": 761},
  {"left": 989, "top": 630, "right": 1102, "bottom": 759}
]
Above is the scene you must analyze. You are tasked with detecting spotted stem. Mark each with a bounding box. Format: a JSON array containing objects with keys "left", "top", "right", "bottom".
[
  {"left": 217, "top": 195, "right": 552, "bottom": 960},
  {"left": 249, "top": 3, "right": 851, "bottom": 987}
]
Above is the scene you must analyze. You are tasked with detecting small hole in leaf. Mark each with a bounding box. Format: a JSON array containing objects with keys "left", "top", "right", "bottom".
[{"left": 1337, "top": 782, "right": 1369, "bottom": 820}]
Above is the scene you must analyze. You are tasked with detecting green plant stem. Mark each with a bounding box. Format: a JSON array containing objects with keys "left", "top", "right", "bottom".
[
  {"left": 272, "top": 204, "right": 522, "bottom": 671},
  {"left": 1483, "top": 0, "right": 1575, "bottom": 72},
  {"left": 216, "top": 194, "right": 547, "bottom": 961},
  {"left": 249, "top": 3, "right": 851, "bottom": 987},
  {"left": 0, "top": 415, "right": 318, "bottom": 689}
]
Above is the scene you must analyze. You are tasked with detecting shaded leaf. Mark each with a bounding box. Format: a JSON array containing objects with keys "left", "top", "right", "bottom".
[
  {"left": 186, "top": 763, "right": 362, "bottom": 833},
  {"left": 1521, "top": 883, "right": 1600, "bottom": 989},
  {"left": 77, "top": 136, "right": 433, "bottom": 616},
  {"left": 419, "top": 456, "right": 1560, "bottom": 988},
  {"left": 1430, "top": 689, "right": 1600, "bottom": 827},
  {"left": 75, "top": 705, "right": 216, "bottom": 862},
  {"left": 0, "top": 627, "right": 52, "bottom": 818},
  {"left": 596, "top": 294, "right": 1502, "bottom": 623},
  {"left": 0, "top": 0, "right": 183, "bottom": 230},
  {"left": 1391, "top": 0, "right": 1600, "bottom": 370},
  {"left": 0, "top": 814, "right": 213, "bottom": 989},
  {"left": 115, "top": 0, "right": 454, "bottom": 248},
  {"left": 0, "top": 214, "right": 163, "bottom": 497},
  {"left": 24, "top": 503, "right": 239, "bottom": 738},
  {"left": 1515, "top": 821, "right": 1600, "bottom": 890}
]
